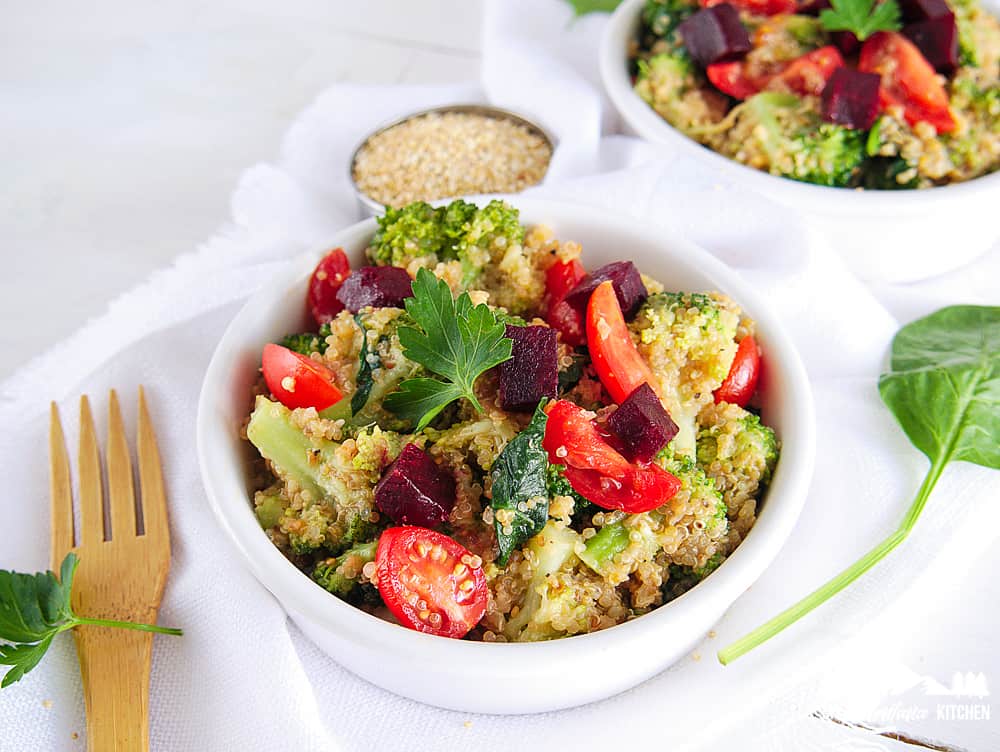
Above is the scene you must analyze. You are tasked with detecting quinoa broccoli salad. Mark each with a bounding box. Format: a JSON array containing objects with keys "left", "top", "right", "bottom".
[
  {"left": 631, "top": 0, "right": 1000, "bottom": 188},
  {"left": 243, "top": 199, "right": 779, "bottom": 642}
]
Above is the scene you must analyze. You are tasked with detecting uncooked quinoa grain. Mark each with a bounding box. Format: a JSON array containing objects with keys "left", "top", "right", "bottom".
[{"left": 353, "top": 112, "right": 552, "bottom": 207}]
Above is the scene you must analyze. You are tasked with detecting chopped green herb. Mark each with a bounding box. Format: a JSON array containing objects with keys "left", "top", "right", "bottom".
[
  {"left": 0, "top": 554, "right": 183, "bottom": 688},
  {"left": 384, "top": 268, "right": 513, "bottom": 430},
  {"left": 819, "top": 0, "right": 901, "bottom": 41}
]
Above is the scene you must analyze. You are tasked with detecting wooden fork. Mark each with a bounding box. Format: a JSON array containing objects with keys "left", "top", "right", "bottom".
[{"left": 49, "top": 388, "right": 172, "bottom": 752}]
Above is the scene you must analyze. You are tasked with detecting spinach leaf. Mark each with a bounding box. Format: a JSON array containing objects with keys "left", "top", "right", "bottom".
[
  {"left": 352, "top": 315, "right": 376, "bottom": 416},
  {"left": 558, "top": 349, "right": 587, "bottom": 394},
  {"left": 721, "top": 306, "right": 1000, "bottom": 664},
  {"left": 490, "top": 402, "right": 550, "bottom": 565}
]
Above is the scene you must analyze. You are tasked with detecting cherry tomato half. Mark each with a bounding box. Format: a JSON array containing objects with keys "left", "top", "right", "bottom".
[
  {"left": 308, "top": 248, "right": 351, "bottom": 325},
  {"left": 587, "top": 280, "right": 658, "bottom": 405},
  {"left": 772, "top": 46, "right": 844, "bottom": 96},
  {"left": 262, "top": 343, "right": 344, "bottom": 411},
  {"left": 545, "top": 259, "right": 588, "bottom": 347},
  {"left": 714, "top": 335, "right": 761, "bottom": 407},
  {"left": 376, "top": 526, "right": 488, "bottom": 638},
  {"left": 543, "top": 400, "right": 681, "bottom": 514},
  {"left": 707, "top": 60, "right": 765, "bottom": 100},
  {"left": 859, "top": 32, "right": 956, "bottom": 133}
]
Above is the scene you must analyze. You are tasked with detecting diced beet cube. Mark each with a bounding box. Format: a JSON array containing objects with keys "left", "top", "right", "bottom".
[
  {"left": 899, "top": 0, "right": 952, "bottom": 21},
  {"left": 832, "top": 31, "right": 860, "bottom": 56},
  {"left": 821, "top": 68, "right": 881, "bottom": 131},
  {"left": 335, "top": 266, "right": 413, "bottom": 312},
  {"left": 498, "top": 325, "right": 558, "bottom": 412},
  {"left": 374, "top": 444, "right": 456, "bottom": 528},
  {"left": 904, "top": 15, "right": 959, "bottom": 73},
  {"left": 796, "top": 0, "right": 830, "bottom": 14},
  {"left": 605, "top": 383, "right": 678, "bottom": 464},
  {"left": 564, "top": 261, "right": 648, "bottom": 321},
  {"left": 678, "top": 5, "right": 752, "bottom": 68}
]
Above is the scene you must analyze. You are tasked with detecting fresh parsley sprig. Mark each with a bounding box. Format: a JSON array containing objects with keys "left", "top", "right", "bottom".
[
  {"left": 0, "top": 553, "right": 183, "bottom": 688},
  {"left": 820, "top": 0, "right": 901, "bottom": 40},
  {"left": 384, "top": 268, "right": 513, "bottom": 431}
]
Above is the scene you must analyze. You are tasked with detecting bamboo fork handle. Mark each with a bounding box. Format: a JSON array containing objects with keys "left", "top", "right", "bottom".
[{"left": 75, "top": 617, "right": 156, "bottom": 752}]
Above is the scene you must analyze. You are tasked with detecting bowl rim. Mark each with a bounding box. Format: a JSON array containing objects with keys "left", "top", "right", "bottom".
[
  {"left": 347, "top": 104, "right": 558, "bottom": 215},
  {"left": 196, "top": 197, "right": 816, "bottom": 667},
  {"left": 599, "top": 0, "right": 1000, "bottom": 211}
]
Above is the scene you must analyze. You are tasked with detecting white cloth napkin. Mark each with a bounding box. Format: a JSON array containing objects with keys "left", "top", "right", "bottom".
[{"left": 2, "top": 1, "right": 999, "bottom": 750}]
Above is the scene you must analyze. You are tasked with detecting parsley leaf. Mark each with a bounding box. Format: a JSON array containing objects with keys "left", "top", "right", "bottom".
[
  {"left": 0, "top": 553, "right": 183, "bottom": 688},
  {"left": 565, "top": 0, "right": 624, "bottom": 15},
  {"left": 820, "top": 0, "right": 901, "bottom": 41},
  {"left": 384, "top": 268, "right": 513, "bottom": 431}
]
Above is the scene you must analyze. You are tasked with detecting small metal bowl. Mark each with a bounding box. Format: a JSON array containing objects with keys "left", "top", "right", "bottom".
[{"left": 348, "top": 103, "right": 557, "bottom": 217}]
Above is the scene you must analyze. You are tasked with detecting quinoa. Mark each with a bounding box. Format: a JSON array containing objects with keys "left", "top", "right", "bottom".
[
  {"left": 353, "top": 111, "right": 552, "bottom": 208},
  {"left": 244, "top": 200, "right": 781, "bottom": 642}
]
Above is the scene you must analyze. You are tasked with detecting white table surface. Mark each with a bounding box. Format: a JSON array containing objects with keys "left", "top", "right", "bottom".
[{"left": 1, "top": 1, "right": 995, "bottom": 750}]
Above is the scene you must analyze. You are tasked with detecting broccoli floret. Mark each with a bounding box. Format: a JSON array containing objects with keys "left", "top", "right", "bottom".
[
  {"left": 640, "top": 0, "right": 697, "bottom": 43},
  {"left": 503, "top": 521, "right": 624, "bottom": 641},
  {"left": 455, "top": 199, "right": 526, "bottom": 286},
  {"left": 739, "top": 92, "right": 866, "bottom": 187},
  {"left": 280, "top": 323, "right": 333, "bottom": 356},
  {"left": 254, "top": 488, "right": 286, "bottom": 530},
  {"left": 578, "top": 455, "right": 726, "bottom": 588},
  {"left": 635, "top": 53, "right": 728, "bottom": 133},
  {"left": 312, "top": 540, "right": 377, "bottom": 599},
  {"left": 246, "top": 397, "right": 399, "bottom": 552},
  {"left": 630, "top": 292, "right": 740, "bottom": 456},
  {"left": 368, "top": 201, "right": 448, "bottom": 268},
  {"left": 789, "top": 124, "right": 867, "bottom": 187},
  {"left": 697, "top": 401, "right": 779, "bottom": 520},
  {"left": 546, "top": 463, "right": 596, "bottom": 523}
]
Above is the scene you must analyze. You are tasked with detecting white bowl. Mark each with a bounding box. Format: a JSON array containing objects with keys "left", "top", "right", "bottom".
[
  {"left": 196, "top": 198, "right": 816, "bottom": 714},
  {"left": 600, "top": 0, "right": 1000, "bottom": 283}
]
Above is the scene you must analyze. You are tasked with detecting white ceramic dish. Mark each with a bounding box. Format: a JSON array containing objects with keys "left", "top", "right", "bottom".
[
  {"left": 196, "top": 198, "right": 816, "bottom": 714},
  {"left": 600, "top": 0, "right": 1000, "bottom": 283}
]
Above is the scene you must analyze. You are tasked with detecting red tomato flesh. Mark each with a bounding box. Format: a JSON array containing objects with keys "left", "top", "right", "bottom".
[
  {"left": 543, "top": 400, "right": 681, "bottom": 514},
  {"left": 586, "top": 280, "right": 658, "bottom": 404},
  {"left": 376, "top": 527, "right": 488, "bottom": 638},
  {"left": 262, "top": 343, "right": 344, "bottom": 411},
  {"left": 308, "top": 248, "right": 351, "bottom": 325},
  {"left": 707, "top": 60, "right": 764, "bottom": 99},
  {"left": 773, "top": 46, "right": 845, "bottom": 96},
  {"left": 858, "top": 31, "right": 956, "bottom": 133},
  {"left": 545, "top": 259, "right": 588, "bottom": 347},
  {"left": 714, "top": 335, "right": 761, "bottom": 407}
]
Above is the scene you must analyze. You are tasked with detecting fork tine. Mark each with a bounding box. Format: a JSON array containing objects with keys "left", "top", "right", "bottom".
[
  {"left": 137, "top": 387, "right": 170, "bottom": 544},
  {"left": 107, "top": 390, "right": 137, "bottom": 540},
  {"left": 78, "top": 395, "right": 107, "bottom": 545},
  {"left": 49, "top": 403, "right": 75, "bottom": 567}
]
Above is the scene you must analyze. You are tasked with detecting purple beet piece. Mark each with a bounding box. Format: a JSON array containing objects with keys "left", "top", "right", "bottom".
[
  {"left": 564, "top": 261, "right": 649, "bottom": 321},
  {"left": 678, "top": 4, "right": 752, "bottom": 68},
  {"left": 904, "top": 15, "right": 959, "bottom": 73},
  {"left": 374, "top": 443, "right": 456, "bottom": 528},
  {"left": 335, "top": 266, "right": 413, "bottom": 312},
  {"left": 796, "top": 0, "right": 830, "bottom": 15},
  {"left": 832, "top": 31, "right": 860, "bottom": 56},
  {"left": 821, "top": 68, "right": 881, "bottom": 130},
  {"left": 899, "top": 0, "right": 952, "bottom": 21},
  {"left": 498, "top": 325, "right": 558, "bottom": 412},
  {"left": 605, "top": 383, "right": 678, "bottom": 464}
]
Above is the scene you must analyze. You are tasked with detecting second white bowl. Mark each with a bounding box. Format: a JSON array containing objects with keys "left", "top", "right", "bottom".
[{"left": 600, "top": 0, "right": 1000, "bottom": 283}]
